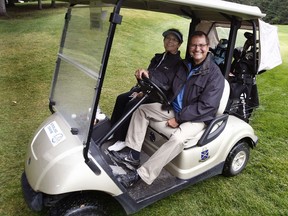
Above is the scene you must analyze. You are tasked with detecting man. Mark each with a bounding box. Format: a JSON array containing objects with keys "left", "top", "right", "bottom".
[
  {"left": 109, "top": 28, "right": 183, "bottom": 149},
  {"left": 112, "top": 31, "right": 225, "bottom": 187}
]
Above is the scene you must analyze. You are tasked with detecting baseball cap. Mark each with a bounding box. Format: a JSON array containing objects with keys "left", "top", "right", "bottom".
[{"left": 162, "top": 28, "right": 183, "bottom": 43}]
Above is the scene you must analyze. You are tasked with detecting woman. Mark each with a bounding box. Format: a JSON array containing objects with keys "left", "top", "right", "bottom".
[{"left": 109, "top": 28, "right": 183, "bottom": 151}]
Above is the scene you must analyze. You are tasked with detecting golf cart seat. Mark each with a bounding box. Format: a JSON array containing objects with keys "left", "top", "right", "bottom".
[{"left": 146, "top": 79, "right": 230, "bottom": 149}]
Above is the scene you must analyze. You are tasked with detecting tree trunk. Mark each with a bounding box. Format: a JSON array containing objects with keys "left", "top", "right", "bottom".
[
  {"left": 0, "top": 0, "right": 7, "bottom": 16},
  {"left": 50, "top": 0, "right": 55, "bottom": 8},
  {"left": 38, "top": 0, "right": 42, "bottom": 10}
]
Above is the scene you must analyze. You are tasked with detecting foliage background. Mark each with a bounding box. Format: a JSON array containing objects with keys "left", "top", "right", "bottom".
[{"left": 228, "top": 0, "right": 288, "bottom": 24}]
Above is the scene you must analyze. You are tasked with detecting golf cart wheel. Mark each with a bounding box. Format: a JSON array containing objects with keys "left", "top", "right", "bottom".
[
  {"left": 49, "top": 194, "right": 108, "bottom": 216},
  {"left": 223, "top": 141, "right": 250, "bottom": 177}
]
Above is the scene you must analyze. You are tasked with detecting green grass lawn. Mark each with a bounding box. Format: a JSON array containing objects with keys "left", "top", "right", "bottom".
[{"left": 0, "top": 2, "right": 287, "bottom": 216}]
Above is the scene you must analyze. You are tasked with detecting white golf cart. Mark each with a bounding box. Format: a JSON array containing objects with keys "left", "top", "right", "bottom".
[{"left": 21, "top": 0, "right": 282, "bottom": 215}]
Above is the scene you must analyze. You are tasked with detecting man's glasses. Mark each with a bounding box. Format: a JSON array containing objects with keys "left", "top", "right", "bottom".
[{"left": 190, "top": 44, "right": 208, "bottom": 49}]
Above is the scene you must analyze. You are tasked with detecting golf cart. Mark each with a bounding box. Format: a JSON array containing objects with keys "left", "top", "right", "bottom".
[{"left": 21, "top": 0, "right": 282, "bottom": 215}]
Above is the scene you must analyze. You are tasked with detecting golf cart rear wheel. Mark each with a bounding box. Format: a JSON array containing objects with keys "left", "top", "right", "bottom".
[
  {"left": 223, "top": 141, "right": 250, "bottom": 177},
  {"left": 49, "top": 194, "right": 108, "bottom": 216}
]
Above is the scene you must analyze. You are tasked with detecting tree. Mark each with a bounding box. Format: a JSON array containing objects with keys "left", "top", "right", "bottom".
[
  {"left": 228, "top": 0, "right": 288, "bottom": 24},
  {"left": 0, "top": 0, "right": 7, "bottom": 16}
]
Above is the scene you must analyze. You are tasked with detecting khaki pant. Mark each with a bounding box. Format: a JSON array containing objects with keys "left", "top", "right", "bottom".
[{"left": 125, "top": 103, "right": 205, "bottom": 185}]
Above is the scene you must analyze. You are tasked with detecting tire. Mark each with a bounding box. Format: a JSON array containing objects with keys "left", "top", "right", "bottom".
[
  {"left": 49, "top": 194, "right": 108, "bottom": 216},
  {"left": 223, "top": 141, "right": 250, "bottom": 177}
]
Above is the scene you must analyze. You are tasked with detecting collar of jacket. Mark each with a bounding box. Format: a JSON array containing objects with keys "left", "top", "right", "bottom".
[
  {"left": 155, "top": 51, "right": 181, "bottom": 59},
  {"left": 183, "top": 53, "right": 213, "bottom": 76}
]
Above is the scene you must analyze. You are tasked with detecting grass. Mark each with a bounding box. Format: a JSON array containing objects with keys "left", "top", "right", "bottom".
[{"left": 0, "top": 2, "right": 287, "bottom": 216}]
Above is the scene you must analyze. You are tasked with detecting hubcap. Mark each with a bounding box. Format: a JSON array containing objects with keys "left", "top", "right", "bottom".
[{"left": 232, "top": 151, "right": 246, "bottom": 172}]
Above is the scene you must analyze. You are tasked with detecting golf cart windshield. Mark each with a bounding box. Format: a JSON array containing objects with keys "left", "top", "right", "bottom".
[{"left": 49, "top": 3, "right": 114, "bottom": 142}]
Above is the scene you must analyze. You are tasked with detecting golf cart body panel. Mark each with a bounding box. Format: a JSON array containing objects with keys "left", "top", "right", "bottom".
[
  {"left": 21, "top": 0, "right": 281, "bottom": 215},
  {"left": 25, "top": 112, "right": 123, "bottom": 196}
]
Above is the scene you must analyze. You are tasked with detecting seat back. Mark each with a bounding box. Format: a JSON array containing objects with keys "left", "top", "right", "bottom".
[
  {"left": 196, "top": 79, "right": 230, "bottom": 146},
  {"left": 216, "top": 79, "right": 230, "bottom": 116}
]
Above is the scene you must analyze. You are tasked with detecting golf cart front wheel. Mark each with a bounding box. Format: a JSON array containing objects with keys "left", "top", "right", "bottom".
[
  {"left": 49, "top": 194, "right": 108, "bottom": 216},
  {"left": 223, "top": 141, "right": 250, "bottom": 177}
]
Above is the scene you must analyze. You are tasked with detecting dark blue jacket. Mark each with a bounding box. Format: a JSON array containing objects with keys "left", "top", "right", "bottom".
[{"left": 170, "top": 53, "right": 225, "bottom": 124}]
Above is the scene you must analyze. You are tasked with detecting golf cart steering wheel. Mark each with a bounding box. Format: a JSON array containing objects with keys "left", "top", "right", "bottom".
[{"left": 137, "top": 77, "right": 170, "bottom": 106}]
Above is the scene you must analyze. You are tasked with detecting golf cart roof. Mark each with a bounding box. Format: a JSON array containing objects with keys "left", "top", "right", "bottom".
[{"left": 98, "top": 0, "right": 266, "bottom": 21}]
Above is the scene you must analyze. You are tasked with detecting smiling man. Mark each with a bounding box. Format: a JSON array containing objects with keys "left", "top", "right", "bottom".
[{"left": 112, "top": 31, "right": 225, "bottom": 187}]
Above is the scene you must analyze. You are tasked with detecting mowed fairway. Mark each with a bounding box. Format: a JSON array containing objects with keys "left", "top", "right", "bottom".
[{"left": 0, "top": 3, "right": 287, "bottom": 216}]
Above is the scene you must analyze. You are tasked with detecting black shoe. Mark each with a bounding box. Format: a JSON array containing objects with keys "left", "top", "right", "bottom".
[
  {"left": 111, "top": 150, "right": 140, "bottom": 170},
  {"left": 117, "top": 170, "right": 140, "bottom": 188}
]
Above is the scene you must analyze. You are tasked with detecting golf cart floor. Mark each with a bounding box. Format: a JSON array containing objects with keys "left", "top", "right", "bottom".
[{"left": 102, "top": 141, "right": 186, "bottom": 201}]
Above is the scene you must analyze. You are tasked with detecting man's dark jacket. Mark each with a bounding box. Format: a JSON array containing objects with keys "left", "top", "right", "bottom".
[{"left": 169, "top": 53, "right": 225, "bottom": 124}]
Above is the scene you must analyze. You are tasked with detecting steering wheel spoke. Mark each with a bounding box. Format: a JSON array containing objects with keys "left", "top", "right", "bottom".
[{"left": 137, "top": 77, "right": 170, "bottom": 106}]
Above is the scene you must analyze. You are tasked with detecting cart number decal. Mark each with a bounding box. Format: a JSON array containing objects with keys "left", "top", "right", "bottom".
[
  {"left": 44, "top": 121, "right": 66, "bottom": 146},
  {"left": 199, "top": 148, "right": 210, "bottom": 162}
]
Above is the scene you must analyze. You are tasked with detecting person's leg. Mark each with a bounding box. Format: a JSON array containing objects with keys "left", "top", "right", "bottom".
[
  {"left": 137, "top": 121, "right": 205, "bottom": 185},
  {"left": 125, "top": 103, "right": 175, "bottom": 152},
  {"left": 113, "top": 97, "right": 141, "bottom": 141},
  {"left": 110, "top": 91, "right": 133, "bottom": 126},
  {"left": 110, "top": 103, "right": 174, "bottom": 169}
]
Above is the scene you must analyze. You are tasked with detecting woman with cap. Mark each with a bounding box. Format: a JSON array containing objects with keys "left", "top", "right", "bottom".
[{"left": 109, "top": 28, "right": 183, "bottom": 151}]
